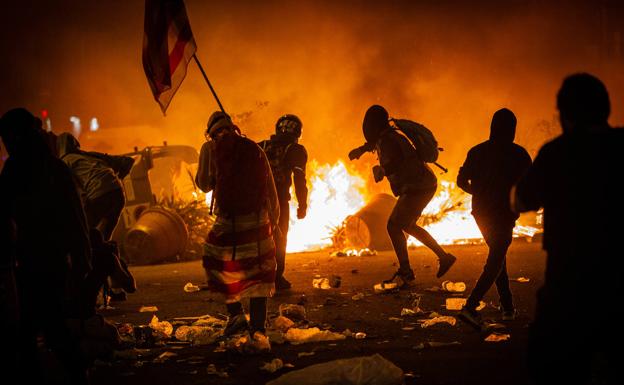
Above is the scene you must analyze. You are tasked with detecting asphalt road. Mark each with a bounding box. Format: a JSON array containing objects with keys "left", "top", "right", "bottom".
[{"left": 91, "top": 240, "right": 546, "bottom": 385}]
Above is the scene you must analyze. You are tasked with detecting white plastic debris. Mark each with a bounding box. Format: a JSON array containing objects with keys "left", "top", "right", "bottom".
[
  {"left": 175, "top": 325, "right": 222, "bottom": 345},
  {"left": 373, "top": 282, "right": 398, "bottom": 294},
  {"left": 354, "top": 332, "right": 367, "bottom": 340},
  {"left": 183, "top": 282, "right": 200, "bottom": 292},
  {"left": 312, "top": 278, "right": 332, "bottom": 289},
  {"left": 273, "top": 316, "right": 295, "bottom": 332},
  {"left": 285, "top": 327, "right": 347, "bottom": 345},
  {"left": 421, "top": 316, "right": 457, "bottom": 328},
  {"left": 266, "top": 354, "right": 403, "bottom": 385},
  {"left": 445, "top": 298, "right": 486, "bottom": 311},
  {"left": 139, "top": 306, "right": 159, "bottom": 313},
  {"left": 261, "top": 358, "right": 285, "bottom": 373},
  {"left": 149, "top": 315, "right": 173, "bottom": 337},
  {"left": 441, "top": 280, "right": 466, "bottom": 293}
]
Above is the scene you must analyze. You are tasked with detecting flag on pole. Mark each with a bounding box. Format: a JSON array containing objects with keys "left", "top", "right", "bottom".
[{"left": 142, "top": 0, "right": 197, "bottom": 114}]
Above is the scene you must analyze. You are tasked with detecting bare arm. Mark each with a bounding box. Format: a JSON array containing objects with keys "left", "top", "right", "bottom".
[{"left": 196, "top": 141, "right": 216, "bottom": 193}]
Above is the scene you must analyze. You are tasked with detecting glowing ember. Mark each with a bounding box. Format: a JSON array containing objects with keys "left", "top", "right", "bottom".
[{"left": 287, "top": 160, "right": 368, "bottom": 252}]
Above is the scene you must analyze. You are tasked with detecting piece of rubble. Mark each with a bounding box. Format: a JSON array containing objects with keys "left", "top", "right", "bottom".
[
  {"left": 421, "top": 316, "right": 457, "bottom": 328},
  {"left": 149, "top": 315, "right": 173, "bottom": 338},
  {"left": 445, "top": 298, "right": 486, "bottom": 311},
  {"left": 312, "top": 278, "right": 332, "bottom": 289},
  {"left": 266, "top": 354, "right": 403, "bottom": 385},
  {"left": 285, "top": 327, "right": 346, "bottom": 345},
  {"left": 441, "top": 280, "right": 466, "bottom": 293},
  {"left": 260, "top": 358, "right": 285, "bottom": 373},
  {"left": 484, "top": 333, "right": 511, "bottom": 342},
  {"left": 374, "top": 282, "right": 399, "bottom": 294},
  {"left": 272, "top": 316, "right": 295, "bottom": 333},
  {"left": 354, "top": 332, "right": 367, "bottom": 339},
  {"left": 139, "top": 306, "right": 159, "bottom": 313},
  {"left": 183, "top": 282, "right": 200, "bottom": 292}
]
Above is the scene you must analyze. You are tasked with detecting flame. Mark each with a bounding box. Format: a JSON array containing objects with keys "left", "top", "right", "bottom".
[
  {"left": 286, "top": 160, "right": 368, "bottom": 252},
  {"left": 285, "top": 161, "right": 540, "bottom": 252}
]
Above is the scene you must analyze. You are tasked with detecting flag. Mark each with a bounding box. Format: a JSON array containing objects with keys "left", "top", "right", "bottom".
[{"left": 142, "top": 0, "right": 197, "bottom": 114}]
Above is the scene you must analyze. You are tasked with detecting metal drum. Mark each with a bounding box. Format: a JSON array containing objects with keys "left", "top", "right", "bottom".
[{"left": 344, "top": 193, "right": 397, "bottom": 250}]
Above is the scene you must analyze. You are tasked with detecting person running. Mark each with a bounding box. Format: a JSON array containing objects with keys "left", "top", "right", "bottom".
[
  {"left": 456, "top": 108, "right": 531, "bottom": 328},
  {"left": 349, "top": 105, "right": 456, "bottom": 288},
  {"left": 196, "top": 111, "right": 280, "bottom": 351}
]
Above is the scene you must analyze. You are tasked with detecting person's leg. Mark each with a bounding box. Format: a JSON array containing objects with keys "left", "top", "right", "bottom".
[
  {"left": 98, "top": 188, "right": 125, "bottom": 240},
  {"left": 387, "top": 195, "right": 418, "bottom": 278},
  {"left": 401, "top": 189, "right": 447, "bottom": 259},
  {"left": 274, "top": 199, "right": 290, "bottom": 288},
  {"left": 224, "top": 301, "right": 248, "bottom": 336},
  {"left": 249, "top": 297, "right": 268, "bottom": 334},
  {"left": 495, "top": 258, "right": 514, "bottom": 312},
  {"left": 465, "top": 217, "right": 513, "bottom": 310}
]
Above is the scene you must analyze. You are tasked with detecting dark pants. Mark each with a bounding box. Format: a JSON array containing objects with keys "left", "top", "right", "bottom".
[
  {"left": 226, "top": 297, "right": 268, "bottom": 333},
  {"left": 387, "top": 188, "right": 447, "bottom": 276},
  {"left": 84, "top": 188, "right": 125, "bottom": 241},
  {"left": 466, "top": 215, "right": 514, "bottom": 311},
  {"left": 274, "top": 199, "right": 290, "bottom": 282}
]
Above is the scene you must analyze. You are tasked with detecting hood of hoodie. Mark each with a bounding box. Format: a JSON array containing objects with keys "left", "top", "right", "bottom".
[
  {"left": 57, "top": 132, "right": 81, "bottom": 158},
  {"left": 489, "top": 108, "right": 517, "bottom": 143}
]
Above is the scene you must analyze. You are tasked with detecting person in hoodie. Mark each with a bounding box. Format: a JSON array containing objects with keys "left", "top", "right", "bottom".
[
  {"left": 258, "top": 115, "right": 308, "bottom": 291},
  {"left": 0, "top": 108, "right": 91, "bottom": 384},
  {"left": 456, "top": 108, "right": 531, "bottom": 328},
  {"left": 349, "top": 105, "right": 457, "bottom": 288},
  {"left": 57, "top": 133, "right": 136, "bottom": 301},
  {"left": 513, "top": 73, "right": 622, "bottom": 385}
]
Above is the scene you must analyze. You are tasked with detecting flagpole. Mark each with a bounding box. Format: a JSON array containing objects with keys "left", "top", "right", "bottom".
[{"left": 192, "top": 54, "right": 226, "bottom": 114}]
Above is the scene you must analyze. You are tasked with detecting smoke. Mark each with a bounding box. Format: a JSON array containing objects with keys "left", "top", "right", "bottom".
[{"left": 2, "top": 0, "right": 623, "bottom": 180}]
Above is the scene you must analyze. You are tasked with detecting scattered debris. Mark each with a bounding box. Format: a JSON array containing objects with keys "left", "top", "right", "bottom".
[
  {"left": 388, "top": 317, "right": 403, "bottom": 322},
  {"left": 298, "top": 351, "right": 315, "bottom": 358},
  {"left": 413, "top": 341, "right": 461, "bottom": 350},
  {"left": 139, "top": 306, "right": 159, "bottom": 313},
  {"left": 272, "top": 316, "right": 295, "bottom": 333},
  {"left": 266, "top": 354, "right": 403, "bottom": 385},
  {"left": 183, "top": 282, "right": 200, "bottom": 292},
  {"left": 351, "top": 293, "right": 365, "bottom": 301},
  {"left": 285, "top": 327, "right": 347, "bottom": 345},
  {"left": 329, "top": 275, "right": 341, "bottom": 288},
  {"left": 441, "top": 280, "right": 466, "bottom": 293},
  {"left": 354, "top": 332, "right": 367, "bottom": 339},
  {"left": 174, "top": 325, "right": 222, "bottom": 345},
  {"left": 445, "top": 298, "right": 486, "bottom": 311},
  {"left": 149, "top": 315, "right": 173, "bottom": 338},
  {"left": 421, "top": 316, "right": 457, "bottom": 328},
  {"left": 279, "top": 304, "right": 307, "bottom": 321},
  {"left": 374, "top": 282, "right": 399, "bottom": 294},
  {"left": 206, "top": 364, "right": 229, "bottom": 378},
  {"left": 153, "top": 351, "right": 177, "bottom": 363},
  {"left": 485, "top": 333, "right": 511, "bottom": 342},
  {"left": 401, "top": 326, "right": 416, "bottom": 331},
  {"left": 511, "top": 277, "right": 530, "bottom": 283},
  {"left": 261, "top": 358, "right": 287, "bottom": 373},
  {"left": 312, "top": 278, "right": 331, "bottom": 289}
]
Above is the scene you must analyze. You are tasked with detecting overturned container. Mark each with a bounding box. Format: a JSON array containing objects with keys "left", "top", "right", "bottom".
[
  {"left": 124, "top": 207, "right": 188, "bottom": 264},
  {"left": 344, "top": 193, "right": 397, "bottom": 251}
]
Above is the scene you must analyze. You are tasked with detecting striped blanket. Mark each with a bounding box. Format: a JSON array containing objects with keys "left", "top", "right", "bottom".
[{"left": 203, "top": 210, "right": 276, "bottom": 303}]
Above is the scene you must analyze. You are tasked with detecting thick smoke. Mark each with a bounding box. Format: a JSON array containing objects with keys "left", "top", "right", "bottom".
[{"left": 1, "top": 0, "right": 623, "bottom": 180}]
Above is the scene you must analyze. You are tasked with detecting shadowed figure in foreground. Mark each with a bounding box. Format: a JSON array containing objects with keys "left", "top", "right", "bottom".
[
  {"left": 349, "top": 105, "right": 456, "bottom": 288},
  {"left": 513, "top": 74, "right": 623, "bottom": 385},
  {"left": 196, "top": 111, "right": 280, "bottom": 352},
  {"left": 456, "top": 108, "right": 532, "bottom": 329},
  {"left": 0, "top": 108, "right": 91, "bottom": 384}
]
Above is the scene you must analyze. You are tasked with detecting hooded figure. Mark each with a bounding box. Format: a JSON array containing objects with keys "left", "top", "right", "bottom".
[{"left": 456, "top": 108, "right": 531, "bottom": 329}]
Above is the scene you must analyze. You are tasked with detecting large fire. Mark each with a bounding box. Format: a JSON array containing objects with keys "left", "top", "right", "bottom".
[{"left": 286, "top": 160, "right": 541, "bottom": 252}]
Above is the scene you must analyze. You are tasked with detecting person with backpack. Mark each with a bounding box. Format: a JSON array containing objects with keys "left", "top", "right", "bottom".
[
  {"left": 258, "top": 114, "right": 308, "bottom": 291},
  {"left": 57, "top": 133, "right": 136, "bottom": 301},
  {"left": 196, "top": 111, "right": 280, "bottom": 351},
  {"left": 349, "top": 105, "right": 456, "bottom": 288},
  {"left": 456, "top": 108, "right": 532, "bottom": 329}
]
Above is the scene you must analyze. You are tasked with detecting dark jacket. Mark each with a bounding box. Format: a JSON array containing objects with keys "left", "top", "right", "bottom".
[
  {"left": 57, "top": 133, "right": 133, "bottom": 202},
  {"left": 377, "top": 129, "right": 437, "bottom": 196},
  {"left": 259, "top": 134, "right": 308, "bottom": 207},
  {"left": 457, "top": 125, "right": 531, "bottom": 222}
]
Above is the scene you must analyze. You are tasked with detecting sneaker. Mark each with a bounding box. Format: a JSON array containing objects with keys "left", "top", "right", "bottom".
[
  {"left": 224, "top": 313, "right": 249, "bottom": 336},
  {"left": 276, "top": 276, "right": 292, "bottom": 291},
  {"left": 384, "top": 269, "right": 417, "bottom": 290},
  {"left": 437, "top": 253, "right": 457, "bottom": 278},
  {"left": 458, "top": 306, "right": 483, "bottom": 331},
  {"left": 501, "top": 309, "right": 517, "bottom": 321}
]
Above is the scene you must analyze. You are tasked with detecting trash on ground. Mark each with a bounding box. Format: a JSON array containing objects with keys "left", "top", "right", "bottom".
[
  {"left": 285, "top": 327, "right": 347, "bottom": 345},
  {"left": 445, "top": 298, "right": 486, "bottom": 311},
  {"left": 153, "top": 351, "right": 177, "bottom": 363},
  {"left": 298, "top": 351, "right": 315, "bottom": 357},
  {"left": 273, "top": 316, "right": 295, "bottom": 332},
  {"left": 354, "top": 332, "right": 367, "bottom": 339},
  {"left": 374, "top": 282, "right": 399, "bottom": 294},
  {"left": 413, "top": 341, "right": 461, "bottom": 350},
  {"left": 139, "top": 306, "right": 159, "bottom": 313},
  {"left": 149, "top": 315, "right": 173, "bottom": 338},
  {"left": 441, "top": 280, "right": 466, "bottom": 293},
  {"left": 206, "top": 364, "right": 229, "bottom": 378},
  {"left": 183, "top": 282, "right": 201, "bottom": 292},
  {"left": 511, "top": 277, "right": 530, "bottom": 283},
  {"left": 312, "top": 278, "right": 332, "bottom": 289},
  {"left": 351, "top": 293, "right": 365, "bottom": 301},
  {"left": 175, "top": 325, "right": 222, "bottom": 345},
  {"left": 402, "top": 326, "right": 416, "bottom": 331},
  {"left": 388, "top": 317, "right": 402, "bottom": 322},
  {"left": 266, "top": 354, "right": 403, "bottom": 385},
  {"left": 485, "top": 333, "right": 511, "bottom": 342},
  {"left": 279, "top": 303, "right": 307, "bottom": 321},
  {"left": 421, "top": 316, "right": 457, "bottom": 328},
  {"left": 261, "top": 358, "right": 287, "bottom": 373},
  {"left": 482, "top": 322, "right": 507, "bottom": 332}
]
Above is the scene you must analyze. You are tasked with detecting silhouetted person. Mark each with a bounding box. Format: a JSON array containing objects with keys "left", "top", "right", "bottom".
[
  {"left": 513, "top": 74, "right": 623, "bottom": 385},
  {"left": 0, "top": 108, "right": 91, "bottom": 384},
  {"left": 196, "top": 111, "right": 279, "bottom": 351},
  {"left": 57, "top": 133, "right": 136, "bottom": 301},
  {"left": 258, "top": 114, "right": 308, "bottom": 291},
  {"left": 456, "top": 108, "right": 531, "bottom": 329},
  {"left": 349, "top": 105, "right": 456, "bottom": 288}
]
